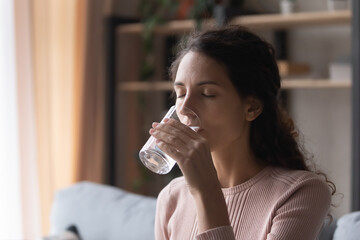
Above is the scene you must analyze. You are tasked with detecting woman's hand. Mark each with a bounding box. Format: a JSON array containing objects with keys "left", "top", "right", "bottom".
[
  {"left": 150, "top": 118, "right": 219, "bottom": 195},
  {"left": 150, "top": 118, "right": 231, "bottom": 232},
  {"left": 150, "top": 118, "right": 231, "bottom": 233}
]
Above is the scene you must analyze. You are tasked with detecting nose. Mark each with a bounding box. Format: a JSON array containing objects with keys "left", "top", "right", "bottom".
[
  {"left": 179, "top": 105, "right": 196, "bottom": 118},
  {"left": 176, "top": 95, "right": 200, "bottom": 127},
  {"left": 177, "top": 94, "right": 196, "bottom": 117}
]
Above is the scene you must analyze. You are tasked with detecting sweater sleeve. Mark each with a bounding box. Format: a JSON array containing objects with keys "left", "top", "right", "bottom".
[
  {"left": 155, "top": 185, "right": 171, "bottom": 240},
  {"left": 195, "top": 226, "right": 235, "bottom": 240},
  {"left": 267, "top": 177, "right": 332, "bottom": 240}
]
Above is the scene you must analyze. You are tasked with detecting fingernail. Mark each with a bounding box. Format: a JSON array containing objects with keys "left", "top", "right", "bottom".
[
  {"left": 152, "top": 122, "right": 159, "bottom": 127},
  {"left": 163, "top": 118, "right": 169, "bottom": 122},
  {"left": 149, "top": 128, "right": 155, "bottom": 134}
]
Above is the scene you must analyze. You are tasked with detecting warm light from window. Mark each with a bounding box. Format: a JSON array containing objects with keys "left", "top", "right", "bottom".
[{"left": 0, "top": 0, "right": 23, "bottom": 238}]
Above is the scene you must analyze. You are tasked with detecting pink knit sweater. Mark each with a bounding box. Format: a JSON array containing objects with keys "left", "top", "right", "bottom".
[{"left": 155, "top": 166, "right": 331, "bottom": 240}]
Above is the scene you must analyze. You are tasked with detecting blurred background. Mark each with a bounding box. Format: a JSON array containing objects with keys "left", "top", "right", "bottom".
[{"left": 0, "top": 0, "right": 357, "bottom": 239}]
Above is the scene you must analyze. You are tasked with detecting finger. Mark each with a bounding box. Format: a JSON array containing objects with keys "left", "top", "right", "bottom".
[
  {"left": 150, "top": 128, "right": 188, "bottom": 153},
  {"left": 154, "top": 121, "right": 194, "bottom": 144},
  {"left": 163, "top": 118, "right": 199, "bottom": 139},
  {"left": 156, "top": 140, "right": 186, "bottom": 163}
]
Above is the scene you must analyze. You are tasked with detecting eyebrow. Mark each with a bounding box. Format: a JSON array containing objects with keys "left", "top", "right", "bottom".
[{"left": 173, "top": 81, "right": 219, "bottom": 87}]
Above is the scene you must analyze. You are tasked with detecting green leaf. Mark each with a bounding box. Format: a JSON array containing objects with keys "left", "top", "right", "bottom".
[{"left": 140, "top": 61, "right": 155, "bottom": 81}]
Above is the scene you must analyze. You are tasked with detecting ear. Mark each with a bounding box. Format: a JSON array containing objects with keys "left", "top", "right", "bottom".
[{"left": 244, "top": 96, "right": 263, "bottom": 122}]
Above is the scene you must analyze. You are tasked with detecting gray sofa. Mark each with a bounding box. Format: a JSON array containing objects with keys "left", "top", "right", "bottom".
[{"left": 48, "top": 181, "right": 360, "bottom": 240}]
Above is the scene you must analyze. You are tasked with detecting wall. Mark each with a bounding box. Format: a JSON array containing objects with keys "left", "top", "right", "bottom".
[
  {"left": 288, "top": 2, "right": 352, "bottom": 219},
  {"left": 245, "top": 0, "right": 352, "bottom": 218},
  {"left": 289, "top": 88, "right": 351, "bottom": 219}
]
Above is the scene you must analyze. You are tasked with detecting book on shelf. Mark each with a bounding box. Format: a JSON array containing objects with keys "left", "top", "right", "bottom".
[{"left": 277, "top": 60, "right": 310, "bottom": 77}]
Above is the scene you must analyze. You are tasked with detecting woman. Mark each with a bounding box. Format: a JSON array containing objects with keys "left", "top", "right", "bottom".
[{"left": 150, "top": 26, "right": 334, "bottom": 240}]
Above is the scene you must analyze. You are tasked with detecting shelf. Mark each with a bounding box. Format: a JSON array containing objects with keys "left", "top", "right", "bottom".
[
  {"left": 230, "top": 10, "right": 350, "bottom": 30},
  {"left": 117, "top": 10, "right": 351, "bottom": 35},
  {"left": 281, "top": 79, "right": 351, "bottom": 89},
  {"left": 118, "top": 81, "right": 173, "bottom": 92},
  {"left": 117, "top": 79, "right": 352, "bottom": 92}
]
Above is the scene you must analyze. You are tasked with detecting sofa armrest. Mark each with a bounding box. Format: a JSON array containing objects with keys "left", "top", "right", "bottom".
[
  {"left": 333, "top": 211, "right": 360, "bottom": 240},
  {"left": 50, "top": 181, "right": 157, "bottom": 240}
]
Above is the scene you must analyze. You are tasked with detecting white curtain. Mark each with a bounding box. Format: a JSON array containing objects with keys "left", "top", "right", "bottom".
[
  {"left": 0, "top": 0, "right": 41, "bottom": 238},
  {"left": 0, "top": 0, "right": 23, "bottom": 238}
]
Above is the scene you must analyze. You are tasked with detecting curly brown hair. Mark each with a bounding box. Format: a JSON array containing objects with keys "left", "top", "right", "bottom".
[{"left": 169, "top": 25, "right": 336, "bottom": 198}]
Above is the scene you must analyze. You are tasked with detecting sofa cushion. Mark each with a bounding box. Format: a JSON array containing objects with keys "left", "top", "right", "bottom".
[
  {"left": 318, "top": 218, "right": 337, "bottom": 240},
  {"left": 50, "top": 181, "right": 157, "bottom": 240},
  {"left": 333, "top": 211, "right": 360, "bottom": 240}
]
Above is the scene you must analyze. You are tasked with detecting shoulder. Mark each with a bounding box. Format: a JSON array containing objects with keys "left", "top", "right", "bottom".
[
  {"left": 269, "top": 166, "right": 330, "bottom": 189},
  {"left": 266, "top": 166, "right": 332, "bottom": 205},
  {"left": 158, "top": 176, "right": 187, "bottom": 196},
  {"left": 256, "top": 167, "right": 333, "bottom": 240},
  {"left": 156, "top": 176, "right": 194, "bottom": 223},
  {"left": 158, "top": 176, "right": 192, "bottom": 205}
]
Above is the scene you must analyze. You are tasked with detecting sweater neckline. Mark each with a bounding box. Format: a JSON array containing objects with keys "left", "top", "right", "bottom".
[{"left": 221, "top": 166, "right": 272, "bottom": 196}]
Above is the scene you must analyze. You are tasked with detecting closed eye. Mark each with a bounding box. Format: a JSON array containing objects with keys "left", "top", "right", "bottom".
[
  {"left": 176, "top": 93, "right": 216, "bottom": 98},
  {"left": 202, "top": 93, "right": 216, "bottom": 98}
]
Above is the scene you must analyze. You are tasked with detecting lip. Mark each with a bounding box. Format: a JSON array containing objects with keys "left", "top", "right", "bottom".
[{"left": 196, "top": 128, "right": 204, "bottom": 133}]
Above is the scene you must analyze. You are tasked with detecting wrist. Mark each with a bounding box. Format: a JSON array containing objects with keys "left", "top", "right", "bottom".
[
  {"left": 192, "top": 184, "right": 230, "bottom": 233},
  {"left": 199, "top": 185, "right": 222, "bottom": 202}
]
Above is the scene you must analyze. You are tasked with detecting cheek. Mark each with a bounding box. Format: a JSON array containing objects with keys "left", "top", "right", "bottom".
[{"left": 203, "top": 110, "right": 247, "bottom": 150}]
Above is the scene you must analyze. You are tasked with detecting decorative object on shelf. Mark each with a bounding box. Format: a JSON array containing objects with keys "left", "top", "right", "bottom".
[
  {"left": 277, "top": 60, "right": 310, "bottom": 77},
  {"left": 327, "top": 0, "right": 349, "bottom": 11},
  {"left": 280, "top": 0, "right": 296, "bottom": 15},
  {"left": 329, "top": 55, "right": 352, "bottom": 81}
]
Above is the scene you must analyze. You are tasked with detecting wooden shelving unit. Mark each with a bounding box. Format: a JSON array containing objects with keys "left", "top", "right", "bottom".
[
  {"left": 282, "top": 79, "right": 351, "bottom": 89},
  {"left": 117, "top": 10, "right": 350, "bottom": 35},
  {"left": 117, "top": 10, "right": 351, "bottom": 90}
]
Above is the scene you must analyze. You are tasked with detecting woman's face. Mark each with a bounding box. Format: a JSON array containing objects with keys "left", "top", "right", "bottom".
[{"left": 174, "top": 51, "right": 252, "bottom": 152}]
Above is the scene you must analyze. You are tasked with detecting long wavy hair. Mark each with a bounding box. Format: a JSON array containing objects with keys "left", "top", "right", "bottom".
[{"left": 169, "top": 26, "right": 336, "bottom": 197}]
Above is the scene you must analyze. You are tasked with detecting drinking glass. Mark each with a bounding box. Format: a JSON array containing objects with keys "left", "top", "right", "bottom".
[{"left": 139, "top": 105, "right": 201, "bottom": 174}]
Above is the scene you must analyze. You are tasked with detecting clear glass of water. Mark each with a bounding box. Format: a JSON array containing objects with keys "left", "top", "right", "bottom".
[{"left": 139, "top": 105, "right": 201, "bottom": 174}]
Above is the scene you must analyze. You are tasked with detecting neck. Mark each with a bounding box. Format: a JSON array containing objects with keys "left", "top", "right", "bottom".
[{"left": 211, "top": 137, "right": 266, "bottom": 188}]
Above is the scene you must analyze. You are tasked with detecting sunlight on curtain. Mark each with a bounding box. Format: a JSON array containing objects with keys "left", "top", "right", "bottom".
[
  {"left": 32, "top": 0, "right": 85, "bottom": 233},
  {"left": 0, "top": 0, "right": 23, "bottom": 238},
  {"left": 14, "top": 0, "right": 42, "bottom": 238}
]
